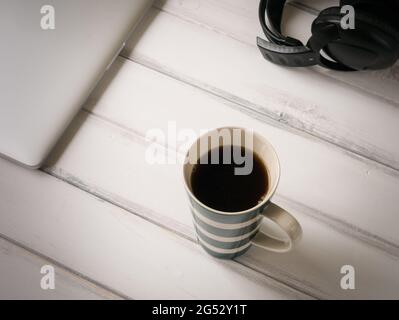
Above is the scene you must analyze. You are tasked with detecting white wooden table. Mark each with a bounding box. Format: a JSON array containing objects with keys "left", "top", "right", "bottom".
[{"left": 1, "top": 0, "right": 399, "bottom": 299}]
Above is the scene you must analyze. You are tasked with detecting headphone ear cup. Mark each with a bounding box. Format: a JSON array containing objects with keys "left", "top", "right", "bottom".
[
  {"left": 355, "top": 11, "right": 399, "bottom": 42},
  {"left": 339, "top": 0, "right": 399, "bottom": 28},
  {"left": 340, "top": 0, "right": 387, "bottom": 7},
  {"left": 312, "top": 6, "right": 399, "bottom": 70},
  {"left": 340, "top": 0, "right": 399, "bottom": 10},
  {"left": 318, "top": 6, "right": 399, "bottom": 41}
]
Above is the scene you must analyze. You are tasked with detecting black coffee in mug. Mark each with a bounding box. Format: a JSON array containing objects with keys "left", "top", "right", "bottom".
[{"left": 191, "top": 145, "right": 269, "bottom": 212}]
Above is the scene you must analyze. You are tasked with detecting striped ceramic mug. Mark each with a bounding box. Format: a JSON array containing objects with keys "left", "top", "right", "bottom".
[{"left": 183, "top": 127, "right": 302, "bottom": 259}]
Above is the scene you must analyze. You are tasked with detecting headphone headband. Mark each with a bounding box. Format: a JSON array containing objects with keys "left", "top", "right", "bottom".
[
  {"left": 259, "top": 0, "right": 297, "bottom": 46},
  {"left": 257, "top": 0, "right": 318, "bottom": 67}
]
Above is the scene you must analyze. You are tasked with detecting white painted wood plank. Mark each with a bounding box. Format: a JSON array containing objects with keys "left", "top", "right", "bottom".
[
  {"left": 0, "top": 159, "right": 303, "bottom": 300},
  {"left": 123, "top": 5, "right": 399, "bottom": 172},
  {"left": 35, "top": 58, "right": 399, "bottom": 298},
  {"left": 155, "top": 0, "right": 399, "bottom": 106},
  {"left": 42, "top": 110, "right": 399, "bottom": 299},
  {"left": 0, "top": 237, "right": 120, "bottom": 300},
  {"left": 79, "top": 57, "right": 399, "bottom": 253}
]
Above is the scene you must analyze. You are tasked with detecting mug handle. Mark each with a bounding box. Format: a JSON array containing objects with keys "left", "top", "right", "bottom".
[{"left": 251, "top": 203, "right": 302, "bottom": 252}]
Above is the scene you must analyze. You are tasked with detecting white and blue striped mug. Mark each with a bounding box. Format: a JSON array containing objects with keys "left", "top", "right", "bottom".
[{"left": 183, "top": 127, "right": 302, "bottom": 259}]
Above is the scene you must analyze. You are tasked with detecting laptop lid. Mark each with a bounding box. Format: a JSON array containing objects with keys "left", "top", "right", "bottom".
[{"left": 0, "top": 0, "right": 152, "bottom": 168}]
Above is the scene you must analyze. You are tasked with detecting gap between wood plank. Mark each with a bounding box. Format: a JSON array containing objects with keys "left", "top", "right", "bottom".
[
  {"left": 39, "top": 106, "right": 399, "bottom": 300},
  {"left": 153, "top": 1, "right": 399, "bottom": 109},
  {"left": 130, "top": 3, "right": 399, "bottom": 173},
  {"left": 119, "top": 52, "right": 399, "bottom": 180},
  {"left": 76, "top": 104, "right": 399, "bottom": 259},
  {"left": 41, "top": 165, "right": 317, "bottom": 299},
  {"left": 3, "top": 1, "right": 395, "bottom": 300},
  {"left": 289, "top": 1, "right": 320, "bottom": 15},
  {"left": 121, "top": 5, "right": 399, "bottom": 255}
]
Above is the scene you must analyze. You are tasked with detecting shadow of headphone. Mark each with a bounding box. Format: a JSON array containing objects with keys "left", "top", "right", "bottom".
[{"left": 257, "top": 0, "right": 399, "bottom": 71}]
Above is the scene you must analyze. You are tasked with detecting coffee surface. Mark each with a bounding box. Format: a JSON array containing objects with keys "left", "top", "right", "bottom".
[{"left": 191, "top": 146, "right": 268, "bottom": 212}]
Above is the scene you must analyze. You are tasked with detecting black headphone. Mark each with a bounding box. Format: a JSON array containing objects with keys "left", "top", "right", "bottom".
[{"left": 257, "top": 0, "right": 399, "bottom": 71}]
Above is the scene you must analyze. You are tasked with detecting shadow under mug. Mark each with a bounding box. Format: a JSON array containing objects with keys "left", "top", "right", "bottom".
[{"left": 183, "top": 127, "right": 302, "bottom": 259}]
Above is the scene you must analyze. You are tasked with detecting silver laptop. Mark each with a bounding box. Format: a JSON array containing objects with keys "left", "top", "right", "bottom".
[{"left": 0, "top": 0, "right": 152, "bottom": 168}]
